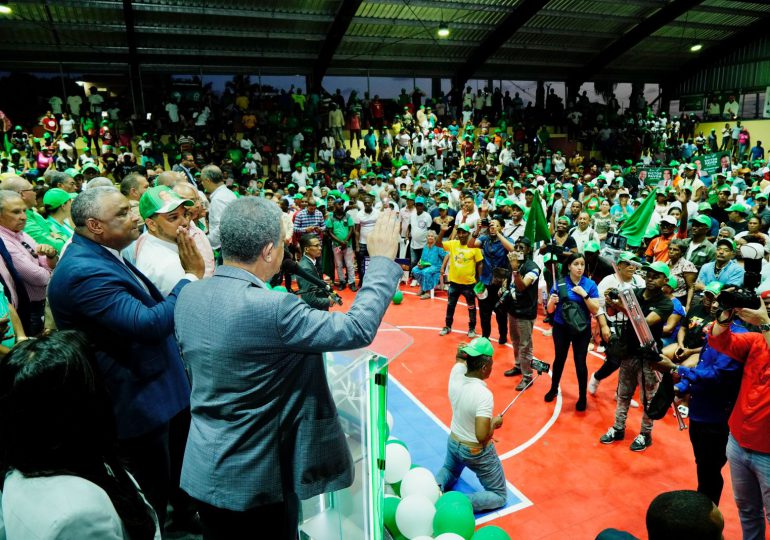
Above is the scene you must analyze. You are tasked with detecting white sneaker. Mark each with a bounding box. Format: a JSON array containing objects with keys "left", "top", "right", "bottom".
[
  {"left": 596, "top": 345, "right": 605, "bottom": 353},
  {"left": 588, "top": 343, "right": 595, "bottom": 351},
  {"left": 630, "top": 398, "right": 640, "bottom": 408},
  {"left": 588, "top": 373, "right": 600, "bottom": 395},
  {"left": 542, "top": 328, "right": 552, "bottom": 336},
  {"left": 410, "top": 280, "right": 418, "bottom": 287}
]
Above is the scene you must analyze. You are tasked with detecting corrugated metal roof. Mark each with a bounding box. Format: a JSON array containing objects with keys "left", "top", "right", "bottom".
[{"left": 0, "top": 0, "right": 767, "bottom": 82}]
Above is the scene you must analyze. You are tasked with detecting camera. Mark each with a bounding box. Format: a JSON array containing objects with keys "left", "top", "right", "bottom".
[
  {"left": 480, "top": 218, "right": 490, "bottom": 226},
  {"left": 716, "top": 288, "right": 761, "bottom": 310},
  {"left": 606, "top": 288, "right": 620, "bottom": 301},
  {"left": 532, "top": 359, "right": 551, "bottom": 375},
  {"left": 605, "top": 233, "right": 628, "bottom": 251}
]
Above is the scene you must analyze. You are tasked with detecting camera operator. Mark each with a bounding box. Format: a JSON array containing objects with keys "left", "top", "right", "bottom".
[
  {"left": 661, "top": 282, "right": 722, "bottom": 368},
  {"left": 589, "top": 252, "right": 645, "bottom": 403},
  {"left": 656, "top": 292, "right": 744, "bottom": 506},
  {"left": 598, "top": 262, "right": 674, "bottom": 452},
  {"left": 468, "top": 217, "right": 514, "bottom": 344},
  {"left": 501, "top": 237, "right": 540, "bottom": 389},
  {"left": 707, "top": 289, "right": 770, "bottom": 539}
]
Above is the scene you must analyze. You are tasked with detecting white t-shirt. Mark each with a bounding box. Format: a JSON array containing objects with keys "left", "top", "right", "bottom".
[
  {"left": 409, "top": 211, "right": 433, "bottom": 249},
  {"left": 48, "top": 96, "right": 63, "bottom": 114},
  {"left": 448, "top": 363, "right": 493, "bottom": 443},
  {"left": 59, "top": 118, "right": 76, "bottom": 135},
  {"left": 134, "top": 233, "right": 188, "bottom": 296},
  {"left": 277, "top": 153, "right": 292, "bottom": 173},
  {"left": 165, "top": 103, "right": 179, "bottom": 123},
  {"left": 67, "top": 95, "right": 82, "bottom": 115},
  {"left": 355, "top": 209, "right": 379, "bottom": 245},
  {"left": 88, "top": 93, "right": 104, "bottom": 112}
]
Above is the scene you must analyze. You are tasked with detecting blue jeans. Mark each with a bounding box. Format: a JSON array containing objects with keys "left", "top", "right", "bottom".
[
  {"left": 435, "top": 438, "right": 507, "bottom": 513},
  {"left": 727, "top": 434, "right": 770, "bottom": 540}
]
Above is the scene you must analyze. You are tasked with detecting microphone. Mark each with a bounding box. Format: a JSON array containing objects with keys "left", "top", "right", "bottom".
[{"left": 281, "top": 259, "right": 343, "bottom": 306}]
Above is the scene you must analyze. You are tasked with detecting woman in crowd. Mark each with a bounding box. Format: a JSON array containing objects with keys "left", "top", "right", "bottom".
[
  {"left": 0, "top": 331, "right": 159, "bottom": 539},
  {"left": 411, "top": 230, "right": 447, "bottom": 299},
  {"left": 591, "top": 199, "right": 614, "bottom": 244},
  {"left": 545, "top": 252, "right": 600, "bottom": 411},
  {"left": 667, "top": 239, "right": 698, "bottom": 311}
]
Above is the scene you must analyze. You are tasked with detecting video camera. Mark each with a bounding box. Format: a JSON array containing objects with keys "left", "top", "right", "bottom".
[
  {"left": 531, "top": 359, "right": 551, "bottom": 375},
  {"left": 716, "top": 242, "right": 764, "bottom": 311}
]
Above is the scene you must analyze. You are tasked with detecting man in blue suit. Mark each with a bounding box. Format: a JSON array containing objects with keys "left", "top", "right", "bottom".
[
  {"left": 175, "top": 197, "right": 402, "bottom": 539},
  {"left": 48, "top": 186, "right": 205, "bottom": 529}
]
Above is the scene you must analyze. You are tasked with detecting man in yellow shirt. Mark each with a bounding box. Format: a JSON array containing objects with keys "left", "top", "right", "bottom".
[{"left": 439, "top": 224, "right": 483, "bottom": 337}]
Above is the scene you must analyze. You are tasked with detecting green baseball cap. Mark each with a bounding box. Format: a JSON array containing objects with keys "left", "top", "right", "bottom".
[
  {"left": 457, "top": 224, "right": 471, "bottom": 232},
  {"left": 292, "top": 194, "right": 304, "bottom": 200},
  {"left": 438, "top": 203, "right": 448, "bottom": 210},
  {"left": 139, "top": 186, "right": 194, "bottom": 220},
  {"left": 557, "top": 215, "right": 572, "bottom": 226},
  {"left": 726, "top": 203, "right": 748, "bottom": 215},
  {"left": 42, "top": 188, "right": 76, "bottom": 210},
  {"left": 704, "top": 281, "right": 723, "bottom": 297},
  {"left": 63, "top": 167, "right": 82, "bottom": 178},
  {"left": 461, "top": 337, "right": 494, "bottom": 358},
  {"left": 756, "top": 193, "right": 768, "bottom": 200},
  {"left": 617, "top": 251, "right": 642, "bottom": 266},
  {"left": 717, "top": 238, "right": 736, "bottom": 251},
  {"left": 691, "top": 215, "right": 711, "bottom": 227},
  {"left": 644, "top": 261, "right": 671, "bottom": 278},
  {"left": 698, "top": 202, "right": 712, "bottom": 211},
  {"left": 583, "top": 240, "right": 600, "bottom": 253},
  {"left": 665, "top": 276, "right": 678, "bottom": 289},
  {"left": 473, "top": 282, "right": 486, "bottom": 295},
  {"left": 81, "top": 163, "right": 100, "bottom": 173}
]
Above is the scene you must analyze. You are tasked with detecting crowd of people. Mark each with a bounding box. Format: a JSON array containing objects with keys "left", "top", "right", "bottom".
[{"left": 0, "top": 79, "right": 768, "bottom": 540}]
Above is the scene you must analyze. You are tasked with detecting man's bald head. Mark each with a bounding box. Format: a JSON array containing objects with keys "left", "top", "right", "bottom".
[{"left": 155, "top": 171, "right": 179, "bottom": 188}]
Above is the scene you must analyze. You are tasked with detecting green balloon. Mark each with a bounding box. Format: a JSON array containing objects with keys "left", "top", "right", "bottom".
[
  {"left": 436, "top": 491, "right": 473, "bottom": 512},
  {"left": 391, "top": 480, "right": 401, "bottom": 497},
  {"left": 386, "top": 439, "right": 408, "bottom": 451},
  {"left": 392, "top": 290, "right": 404, "bottom": 304},
  {"left": 433, "top": 501, "right": 476, "bottom": 540},
  {"left": 472, "top": 525, "right": 512, "bottom": 540},
  {"left": 383, "top": 497, "right": 401, "bottom": 537}
]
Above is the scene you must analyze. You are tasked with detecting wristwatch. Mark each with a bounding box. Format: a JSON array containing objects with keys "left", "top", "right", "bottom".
[{"left": 759, "top": 322, "right": 770, "bottom": 332}]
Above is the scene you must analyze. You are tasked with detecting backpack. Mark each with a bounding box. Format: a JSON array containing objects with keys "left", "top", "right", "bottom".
[{"left": 557, "top": 278, "right": 590, "bottom": 335}]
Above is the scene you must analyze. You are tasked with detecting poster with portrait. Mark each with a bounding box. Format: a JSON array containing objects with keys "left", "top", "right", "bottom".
[{"left": 640, "top": 167, "right": 673, "bottom": 187}]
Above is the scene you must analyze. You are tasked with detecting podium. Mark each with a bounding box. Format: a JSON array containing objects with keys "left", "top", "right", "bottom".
[{"left": 300, "top": 324, "right": 413, "bottom": 540}]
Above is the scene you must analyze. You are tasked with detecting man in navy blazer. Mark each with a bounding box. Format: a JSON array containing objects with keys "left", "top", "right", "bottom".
[
  {"left": 175, "top": 197, "right": 402, "bottom": 539},
  {"left": 48, "top": 186, "right": 204, "bottom": 528}
]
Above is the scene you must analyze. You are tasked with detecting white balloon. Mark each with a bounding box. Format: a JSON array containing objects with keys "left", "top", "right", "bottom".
[
  {"left": 435, "top": 534, "right": 465, "bottom": 540},
  {"left": 400, "top": 467, "right": 440, "bottom": 504},
  {"left": 395, "top": 494, "right": 436, "bottom": 539},
  {"left": 384, "top": 442, "right": 411, "bottom": 484},
  {"left": 412, "top": 537, "right": 434, "bottom": 540},
  {"left": 386, "top": 410, "right": 394, "bottom": 431}
]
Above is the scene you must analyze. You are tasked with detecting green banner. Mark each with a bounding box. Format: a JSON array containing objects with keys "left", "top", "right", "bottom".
[
  {"left": 640, "top": 167, "right": 673, "bottom": 186},
  {"left": 694, "top": 152, "right": 729, "bottom": 174}
]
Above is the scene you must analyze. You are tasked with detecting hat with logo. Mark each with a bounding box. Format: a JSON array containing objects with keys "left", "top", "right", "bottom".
[
  {"left": 438, "top": 203, "right": 448, "bottom": 210},
  {"left": 583, "top": 240, "right": 600, "bottom": 253},
  {"left": 644, "top": 261, "right": 671, "bottom": 278},
  {"left": 43, "top": 188, "right": 77, "bottom": 211},
  {"left": 415, "top": 196, "right": 426, "bottom": 205},
  {"left": 457, "top": 224, "right": 471, "bottom": 232},
  {"left": 618, "top": 251, "right": 642, "bottom": 266},
  {"left": 691, "top": 215, "right": 711, "bottom": 227},
  {"left": 139, "top": 186, "right": 194, "bottom": 220},
  {"left": 660, "top": 215, "right": 677, "bottom": 226},
  {"left": 703, "top": 281, "right": 723, "bottom": 297},
  {"left": 717, "top": 238, "right": 736, "bottom": 251},
  {"left": 698, "top": 202, "right": 712, "bottom": 211},
  {"left": 460, "top": 337, "right": 494, "bottom": 358},
  {"left": 726, "top": 203, "right": 748, "bottom": 215}
]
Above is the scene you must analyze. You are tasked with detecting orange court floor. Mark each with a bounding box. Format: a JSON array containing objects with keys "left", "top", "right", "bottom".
[{"left": 334, "top": 283, "right": 750, "bottom": 540}]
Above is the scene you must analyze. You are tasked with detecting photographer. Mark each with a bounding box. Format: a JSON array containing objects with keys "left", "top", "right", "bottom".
[
  {"left": 598, "top": 262, "right": 674, "bottom": 452},
  {"left": 468, "top": 217, "right": 514, "bottom": 344},
  {"left": 501, "top": 237, "right": 541, "bottom": 390},
  {"left": 662, "top": 282, "right": 722, "bottom": 368},
  {"left": 707, "top": 290, "right": 770, "bottom": 539}
]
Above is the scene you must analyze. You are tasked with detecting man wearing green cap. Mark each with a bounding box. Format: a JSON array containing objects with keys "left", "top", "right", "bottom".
[
  {"left": 695, "top": 238, "right": 744, "bottom": 291},
  {"left": 599, "top": 261, "right": 674, "bottom": 451},
  {"left": 725, "top": 203, "right": 749, "bottom": 234},
  {"left": 134, "top": 186, "right": 199, "bottom": 296},
  {"left": 439, "top": 224, "right": 483, "bottom": 337},
  {"left": 0, "top": 175, "right": 66, "bottom": 253},
  {"left": 435, "top": 337, "right": 506, "bottom": 512},
  {"left": 682, "top": 215, "right": 717, "bottom": 268}
]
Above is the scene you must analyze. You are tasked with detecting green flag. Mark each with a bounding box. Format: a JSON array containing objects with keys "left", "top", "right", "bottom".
[
  {"left": 524, "top": 190, "right": 551, "bottom": 244},
  {"left": 619, "top": 190, "right": 656, "bottom": 246},
  {"left": 3, "top": 133, "right": 11, "bottom": 157}
]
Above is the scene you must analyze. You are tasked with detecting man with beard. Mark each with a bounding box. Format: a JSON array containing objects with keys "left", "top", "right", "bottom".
[{"left": 501, "top": 199, "right": 526, "bottom": 242}]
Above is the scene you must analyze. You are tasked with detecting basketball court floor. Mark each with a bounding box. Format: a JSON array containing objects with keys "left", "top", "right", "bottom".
[{"left": 340, "top": 284, "right": 745, "bottom": 539}]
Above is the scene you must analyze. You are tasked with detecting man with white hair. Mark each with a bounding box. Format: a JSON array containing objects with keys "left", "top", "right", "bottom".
[
  {"left": 173, "top": 182, "right": 215, "bottom": 277},
  {"left": 200, "top": 164, "right": 236, "bottom": 262}
]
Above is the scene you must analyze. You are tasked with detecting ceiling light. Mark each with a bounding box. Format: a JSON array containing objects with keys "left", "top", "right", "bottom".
[
  {"left": 690, "top": 43, "right": 702, "bottom": 52},
  {"left": 0, "top": 3, "right": 12, "bottom": 15},
  {"left": 437, "top": 24, "right": 450, "bottom": 38}
]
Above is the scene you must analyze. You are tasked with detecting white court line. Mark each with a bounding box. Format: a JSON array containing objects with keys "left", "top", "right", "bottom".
[{"left": 389, "top": 376, "right": 533, "bottom": 522}]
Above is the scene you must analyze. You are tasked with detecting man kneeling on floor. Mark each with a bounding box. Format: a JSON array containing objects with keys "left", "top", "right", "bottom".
[{"left": 436, "top": 337, "right": 507, "bottom": 512}]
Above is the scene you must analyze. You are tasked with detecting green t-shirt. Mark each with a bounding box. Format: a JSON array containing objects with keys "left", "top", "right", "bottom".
[
  {"left": 0, "top": 293, "right": 15, "bottom": 349},
  {"left": 325, "top": 213, "right": 354, "bottom": 246}
]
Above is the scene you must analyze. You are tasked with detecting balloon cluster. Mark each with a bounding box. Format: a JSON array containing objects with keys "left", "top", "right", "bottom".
[{"left": 383, "top": 412, "right": 511, "bottom": 540}]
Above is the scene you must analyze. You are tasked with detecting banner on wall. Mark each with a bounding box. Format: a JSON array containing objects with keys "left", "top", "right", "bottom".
[
  {"left": 695, "top": 152, "right": 729, "bottom": 174},
  {"left": 640, "top": 167, "right": 673, "bottom": 186}
]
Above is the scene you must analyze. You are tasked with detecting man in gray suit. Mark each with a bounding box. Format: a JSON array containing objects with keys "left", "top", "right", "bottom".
[{"left": 174, "top": 197, "right": 401, "bottom": 539}]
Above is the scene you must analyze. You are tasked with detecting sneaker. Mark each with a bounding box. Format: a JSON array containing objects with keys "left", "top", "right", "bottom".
[
  {"left": 588, "top": 373, "right": 600, "bottom": 395},
  {"left": 515, "top": 377, "right": 532, "bottom": 391},
  {"left": 498, "top": 337, "right": 507, "bottom": 345},
  {"left": 349, "top": 284, "right": 358, "bottom": 292},
  {"left": 542, "top": 328, "right": 552, "bottom": 336},
  {"left": 410, "top": 280, "right": 418, "bottom": 287},
  {"left": 630, "top": 398, "right": 640, "bottom": 408},
  {"left": 439, "top": 327, "right": 451, "bottom": 336},
  {"left": 576, "top": 396, "right": 587, "bottom": 411},
  {"left": 338, "top": 282, "right": 346, "bottom": 291},
  {"left": 599, "top": 427, "right": 625, "bottom": 444},
  {"left": 588, "top": 343, "right": 595, "bottom": 351},
  {"left": 468, "top": 329, "right": 478, "bottom": 338},
  {"left": 419, "top": 293, "right": 430, "bottom": 300},
  {"left": 596, "top": 345, "right": 605, "bottom": 353},
  {"left": 630, "top": 433, "right": 652, "bottom": 452},
  {"left": 504, "top": 367, "right": 522, "bottom": 377},
  {"left": 544, "top": 388, "right": 558, "bottom": 402}
]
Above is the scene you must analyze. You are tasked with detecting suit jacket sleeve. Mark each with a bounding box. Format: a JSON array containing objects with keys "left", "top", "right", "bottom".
[
  {"left": 277, "top": 256, "right": 402, "bottom": 352},
  {"left": 296, "top": 259, "right": 330, "bottom": 311},
  {"left": 70, "top": 270, "right": 188, "bottom": 344}
]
